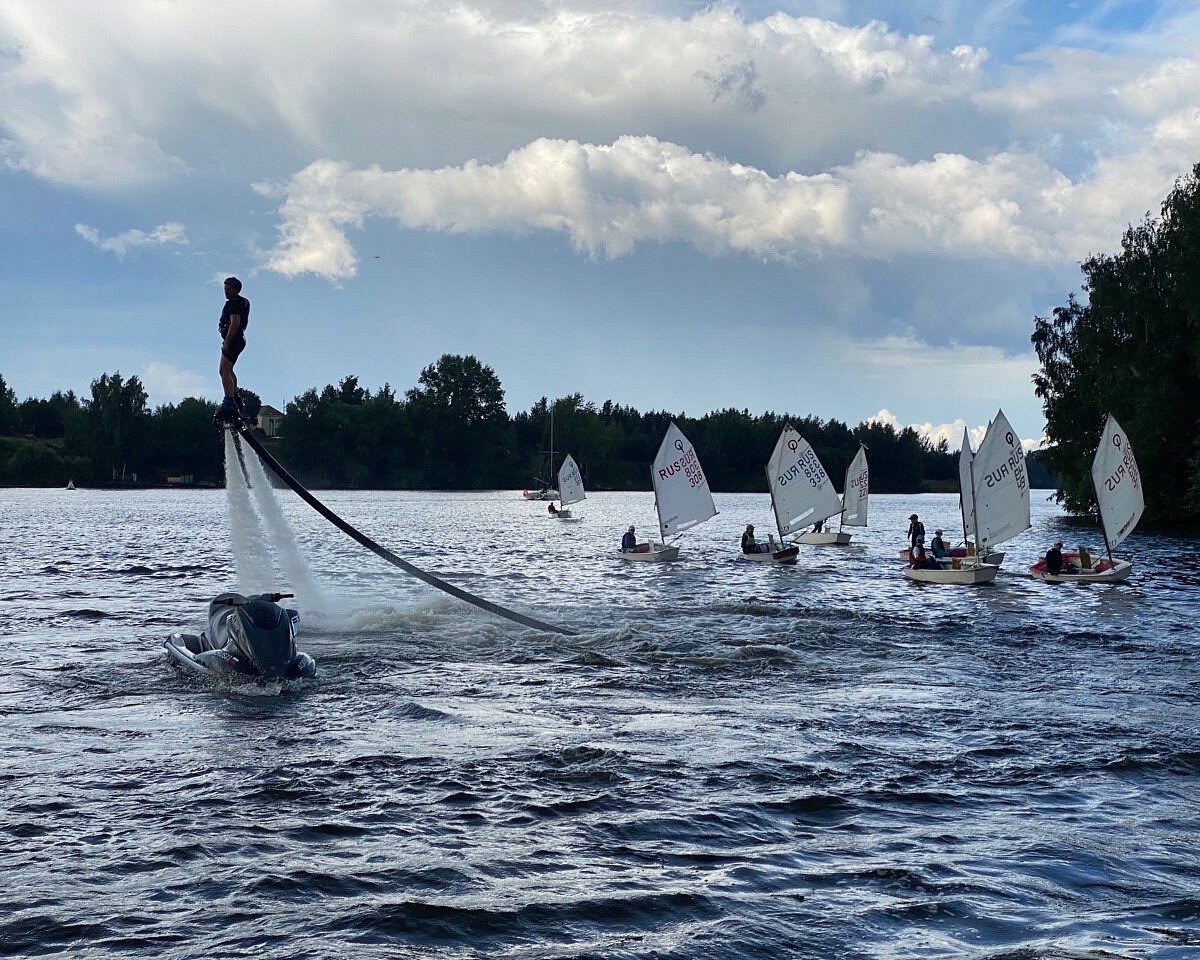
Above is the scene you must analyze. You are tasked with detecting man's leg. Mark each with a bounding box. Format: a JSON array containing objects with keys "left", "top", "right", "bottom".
[{"left": 220, "top": 354, "right": 237, "bottom": 398}]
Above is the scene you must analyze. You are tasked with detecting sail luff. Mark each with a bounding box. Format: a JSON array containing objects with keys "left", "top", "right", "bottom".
[{"left": 958, "top": 427, "right": 974, "bottom": 544}]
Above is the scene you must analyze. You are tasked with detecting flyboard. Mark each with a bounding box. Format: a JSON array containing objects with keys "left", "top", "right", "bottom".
[{"left": 221, "top": 420, "right": 577, "bottom": 637}]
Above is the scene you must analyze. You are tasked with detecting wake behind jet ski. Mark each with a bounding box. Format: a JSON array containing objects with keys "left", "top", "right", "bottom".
[{"left": 165, "top": 591, "right": 316, "bottom": 682}]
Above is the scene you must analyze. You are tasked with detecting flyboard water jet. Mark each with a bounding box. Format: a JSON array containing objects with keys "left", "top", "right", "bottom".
[{"left": 217, "top": 418, "right": 577, "bottom": 637}]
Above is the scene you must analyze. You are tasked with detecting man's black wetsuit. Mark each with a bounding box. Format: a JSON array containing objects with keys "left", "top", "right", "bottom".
[{"left": 219, "top": 294, "right": 250, "bottom": 364}]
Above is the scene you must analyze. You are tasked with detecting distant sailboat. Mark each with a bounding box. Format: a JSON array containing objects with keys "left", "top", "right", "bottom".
[
  {"left": 905, "top": 409, "right": 1029, "bottom": 584},
  {"left": 1029, "top": 413, "right": 1140, "bottom": 583},
  {"left": 551, "top": 454, "right": 585, "bottom": 520},
  {"left": 523, "top": 406, "right": 559, "bottom": 501},
  {"left": 66, "top": 479, "right": 76, "bottom": 491},
  {"left": 620, "top": 422, "right": 717, "bottom": 563}
]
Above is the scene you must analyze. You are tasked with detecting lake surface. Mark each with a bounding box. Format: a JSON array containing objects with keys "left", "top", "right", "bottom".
[{"left": 2, "top": 460, "right": 1199, "bottom": 959}]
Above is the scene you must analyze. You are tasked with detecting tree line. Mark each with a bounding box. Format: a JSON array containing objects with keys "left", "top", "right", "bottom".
[
  {"left": 2, "top": 356, "right": 1056, "bottom": 492},
  {"left": 1033, "top": 162, "right": 1200, "bottom": 527}
]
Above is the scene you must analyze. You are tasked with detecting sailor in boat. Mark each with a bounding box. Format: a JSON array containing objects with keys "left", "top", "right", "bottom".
[
  {"left": 741, "top": 524, "right": 771, "bottom": 554},
  {"left": 909, "top": 535, "right": 940, "bottom": 570},
  {"left": 621, "top": 525, "right": 638, "bottom": 552},
  {"left": 930, "top": 529, "right": 950, "bottom": 559},
  {"left": 1045, "top": 541, "right": 1080, "bottom": 576},
  {"left": 811, "top": 519, "right": 824, "bottom": 534},
  {"left": 548, "top": 503, "right": 558, "bottom": 515}
]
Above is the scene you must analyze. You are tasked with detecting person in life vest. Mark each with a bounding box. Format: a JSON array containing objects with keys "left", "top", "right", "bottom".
[
  {"left": 930, "top": 529, "right": 949, "bottom": 559},
  {"left": 741, "top": 524, "right": 766, "bottom": 554},
  {"left": 548, "top": 503, "right": 558, "bottom": 515},
  {"left": 621, "top": 525, "right": 637, "bottom": 552},
  {"left": 909, "top": 535, "right": 939, "bottom": 569},
  {"left": 907, "top": 514, "right": 925, "bottom": 548},
  {"left": 215, "top": 276, "right": 249, "bottom": 423}
]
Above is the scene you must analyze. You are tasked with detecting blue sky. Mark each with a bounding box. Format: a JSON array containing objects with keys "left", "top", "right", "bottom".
[{"left": 3, "top": 0, "right": 1198, "bottom": 449}]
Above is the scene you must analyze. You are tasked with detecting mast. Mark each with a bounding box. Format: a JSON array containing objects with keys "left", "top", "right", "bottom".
[
  {"left": 838, "top": 455, "right": 849, "bottom": 534},
  {"left": 967, "top": 445, "right": 981, "bottom": 556}
]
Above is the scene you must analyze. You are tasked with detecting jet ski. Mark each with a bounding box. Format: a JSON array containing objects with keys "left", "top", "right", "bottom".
[{"left": 165, "top": 591, "right": 316, "bottom": 682}]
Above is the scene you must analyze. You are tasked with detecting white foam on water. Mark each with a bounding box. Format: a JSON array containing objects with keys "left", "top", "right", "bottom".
[
  {"left": 240, "top": 440, "right": 330, "bottom": 611},
  {"left": 224, "top": 431, "right": 275, "bottom": 593}
]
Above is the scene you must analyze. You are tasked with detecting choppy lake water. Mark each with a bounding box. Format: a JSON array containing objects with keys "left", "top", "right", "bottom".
[{"left": 2, "top": 467, "right": 1199, "bottom": 959}]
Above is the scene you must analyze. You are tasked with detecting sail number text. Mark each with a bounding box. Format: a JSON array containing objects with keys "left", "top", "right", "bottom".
[
  {"left": 777, "top": 449, "right": 829, "bottom": 489},
  {"left": 659, "top": 448, "right": 707, "bottom": 488}
]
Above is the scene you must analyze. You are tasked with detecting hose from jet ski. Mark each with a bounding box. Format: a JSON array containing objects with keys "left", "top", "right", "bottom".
[{"left": 232, "top": 424, "right": 578, "bottom": 637}]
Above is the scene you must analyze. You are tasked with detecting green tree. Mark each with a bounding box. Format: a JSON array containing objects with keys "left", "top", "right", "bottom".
[
  {"left": 0, "top": 374, "right": 17, "bottom": 435},
  {"left": 88, "top": 372, "right": 151, "bottom": 483},
  {"left": 1033, "top": 163, "right": 1200, "bottom": 523}
]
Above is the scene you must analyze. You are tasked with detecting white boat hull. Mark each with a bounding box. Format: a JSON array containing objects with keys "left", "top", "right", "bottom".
[
  {"left": 903, "top": 562, "right": 1000, "bottom": 584},
  {"left": 619, "top": 543, "right": 680, "bottom": 563},
  {"left": 898, "top": 547, "right": 1004, "bottom": 566},
  {"left": 738, "top": 545, "right": 800, "bottom": 564},
  {"left": 1029, "top": 559, "right": 1133, "bottom": 583},
  {"left": 795, "top": 531, "right": 852, "bottom": 546},
  {"left": 524, "top": 489, "right": 558, "bottom": 501}
]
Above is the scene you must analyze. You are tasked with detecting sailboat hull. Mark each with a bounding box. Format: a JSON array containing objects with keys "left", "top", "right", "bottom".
[
  {"left": 898, "top": 547, "right": 1004, "bottom": 566},
  {"left": 1029, "top": 556, "right": 1133, "bottom": 583},
  {"left": 524, "top": 489, "right": 559, "bottom": 501},
  {"left": 619, "top": 543, "right": 680, "bottom": 563},
  {"left": 903, "top": 562, "right": 999, "bottom": 584},
  {"left": 795, "top": 531, "right": 851, "bottom": 546},
  {"left": 738, "top": 546, "right": 800, "bottom": 564}
]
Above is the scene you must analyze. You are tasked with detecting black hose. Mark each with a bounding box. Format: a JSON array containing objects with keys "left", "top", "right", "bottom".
[{"left": 232, "top": 425, "right": 577, "bottom": 637}]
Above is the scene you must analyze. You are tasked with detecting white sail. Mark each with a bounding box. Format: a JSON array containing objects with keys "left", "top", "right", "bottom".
[
  {"left": 841, "top": 445, "right": 869, "bottom": 527},
  {"left": 971, "top": 409, "right": 1030, "bottom": 550},
  {"left": 557, "top": 454, "right": 586, "bottom": 507},
  {"left": 1090, "top": 414, "right": 1144, "bottom": 551},
  {"left": 767, "top": 426, "right": 845, "bottom": 535},
  {"left": 959, "top": 427, "right": 975, "bottom": 541},
  {"left": 652, "top": 422, "right": 717, "bottom": 540}
]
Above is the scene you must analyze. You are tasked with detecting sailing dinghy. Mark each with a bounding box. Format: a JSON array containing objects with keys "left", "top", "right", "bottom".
[
  {"left": 620, "top": 422, "right": 717, "bottom": 563},
  {"left": 523, "top": 407, "right": 560, "bottom": 501},
  {"left": 551, "top": 454, "right": 585, "bottom": 520},
  {"left": 1029, "top": 414, "right": 1140, "bottom": 583},
  {"left": 905, "top": 410, "right": 1029, "bottom": 584},
  {"left": 767, "top": 428, "right": 852, "bottom": 545}
]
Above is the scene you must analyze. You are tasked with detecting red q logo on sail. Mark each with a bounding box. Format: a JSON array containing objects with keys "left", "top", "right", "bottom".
[
  {"left": 1005, "top": 431, "right": 1014, "bottom": 446},
  {"left": 787, "top": 439, "right": 798, "bottom": 452},
  {"left": 675, "top": 439, "right": 685, "bottom": 454},
  {"left": 1113, "top": 435, "right": 1122, "bottom": 448}
]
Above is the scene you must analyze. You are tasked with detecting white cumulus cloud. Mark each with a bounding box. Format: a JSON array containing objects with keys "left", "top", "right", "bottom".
[
  {"left": 75, "top": 221, "right": 189, "bottom": 257},
  {"left": 141, "top": 361, "right": 209, "bottom": 405},
  {"left": 257, "top": 134, "right": 1169, "bottom": 280}
]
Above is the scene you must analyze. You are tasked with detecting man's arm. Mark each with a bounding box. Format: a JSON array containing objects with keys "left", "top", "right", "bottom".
[{"left": 223, "top": 311, "right": 244, "bottom": 348}]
